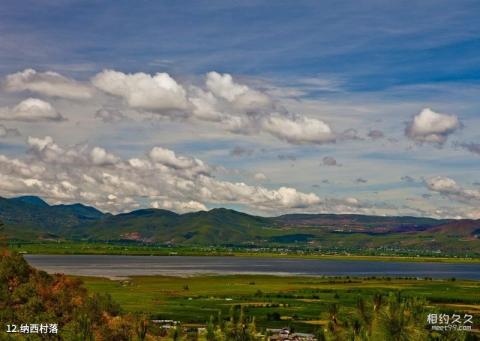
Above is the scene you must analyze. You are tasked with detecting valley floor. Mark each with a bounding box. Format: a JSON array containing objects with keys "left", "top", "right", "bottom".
[{"left": 78, "top": 274, "right": 480, "bottom": 334}]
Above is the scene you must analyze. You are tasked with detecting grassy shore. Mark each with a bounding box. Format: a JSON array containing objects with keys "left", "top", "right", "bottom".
[
  {"left": 231, "top": 252, "right": 480, "bottom": 263},
  {"left": 10, "top": 241, "right": 480, "bottom": 263}
]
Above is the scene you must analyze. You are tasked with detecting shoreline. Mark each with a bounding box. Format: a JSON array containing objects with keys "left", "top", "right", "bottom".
[
  {"left": 18, "top": 250, "right": 480, "bottom": 264},
  {"left": 10, "top": 240, "right": 480, "bottom": 264}
]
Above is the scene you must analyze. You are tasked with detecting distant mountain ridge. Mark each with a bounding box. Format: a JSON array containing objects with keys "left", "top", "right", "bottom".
[
  {"left": 9, "top": 195, "right": 50, "bottom": 207},
  {"left": 1, "top": 195, "right": 479, "bottom": 254},
  {"left": 0, "top": 196, "right": 105, "bottom": 237}
]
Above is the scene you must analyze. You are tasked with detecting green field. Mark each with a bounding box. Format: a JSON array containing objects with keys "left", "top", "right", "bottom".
[
  {"left": 9, "top": 241, "right": 480, "bottom": 263},
  {"left": 79, "top": 274, "right": 480, "bottom": 333}
]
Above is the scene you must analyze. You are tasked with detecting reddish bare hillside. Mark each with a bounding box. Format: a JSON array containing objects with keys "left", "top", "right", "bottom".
[{"left": 427, "top": 220, "right": 480, "bottom": 239}]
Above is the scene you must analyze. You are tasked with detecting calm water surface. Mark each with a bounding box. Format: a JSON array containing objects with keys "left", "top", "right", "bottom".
[{"left": 24, "top": 255, "right": 480, "bottom": 280}]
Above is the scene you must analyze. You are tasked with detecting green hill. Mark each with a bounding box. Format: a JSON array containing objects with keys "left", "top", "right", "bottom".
[
  {"left": 73, "top": 207, "right": 276, "bottom": 245},
  {"left": 1, "top": 195, "right": 479, "bottom": 255},
  {"left": 0, "top": 196, "right": 105, "bottom": 238}
]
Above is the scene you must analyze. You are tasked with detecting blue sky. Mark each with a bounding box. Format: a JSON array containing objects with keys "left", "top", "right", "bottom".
[
  {"left": 0, "top": 0, "right": 479, "bottom": 217},
  {"left": 3, "top": 0, "right": 480, "bottom": 82}
]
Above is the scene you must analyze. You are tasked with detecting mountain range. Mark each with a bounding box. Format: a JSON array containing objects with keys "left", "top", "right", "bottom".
[{"left": 1, "top": 196, "right": 479, "bottom": 255}]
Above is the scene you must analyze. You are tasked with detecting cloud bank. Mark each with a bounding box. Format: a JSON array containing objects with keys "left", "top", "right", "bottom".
[
  {"left": 90, "top": 70, "right": 337, "bottom": 145},
  {"left": 0, "top": 136, "right": 366, "bottom": 214}
]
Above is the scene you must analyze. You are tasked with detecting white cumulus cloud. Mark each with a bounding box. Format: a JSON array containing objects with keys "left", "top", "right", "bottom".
[
  {"left": 90, "top": 147, "right": 120, "bottom": 166},
  {"left": 4, "top": 69, "right": 93, "bottom": 99},
  {"left": 151, "top": 200, "right": 207, "bottom": 213},
  {"left": 425, "top": 176, "right": 480, "bottom": 205},
  {"left": 148, "top": 146, "right": 209, "bottom": 175},
  {"left": 205, "top": 71, "right": 272, "bottom": 110},
  {"left": 0, "top": 98, "right": 64, "bottom": 122},
  {"left": 261, "top": 114, "right": 335, "bottom": 144},
  {"left": 406, "top": 108, "right": 460, "bottom": 144},
  {"left": 91, "top": 70, "right": 188, "bottom": 112}
]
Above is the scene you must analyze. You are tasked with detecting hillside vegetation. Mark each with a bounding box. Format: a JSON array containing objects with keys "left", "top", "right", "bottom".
[
  {"left": 0, "top": 250, "right": 148, "bottom": 340},
  {"left": 1, "top": 196, "right": 479, "bottom": 256}
]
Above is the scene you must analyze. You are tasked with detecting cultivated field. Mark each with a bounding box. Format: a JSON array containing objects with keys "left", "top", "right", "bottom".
[{"left": 80, "top": 274, "right": 480, "bottom": 333}]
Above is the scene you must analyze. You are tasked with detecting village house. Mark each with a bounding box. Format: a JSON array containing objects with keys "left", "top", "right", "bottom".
[{"left": 266, "top": 327, "right": 316, "bottom": 341}]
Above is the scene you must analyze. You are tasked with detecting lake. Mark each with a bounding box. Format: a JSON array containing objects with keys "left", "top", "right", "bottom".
[{"left": 24, "top": 255, "right": 480, "bottom": 280}]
